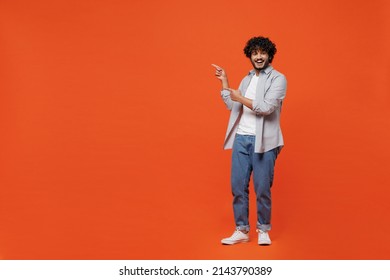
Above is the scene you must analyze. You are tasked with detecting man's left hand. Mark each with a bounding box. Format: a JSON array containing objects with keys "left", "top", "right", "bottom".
[{"left": 227, "top": 88, "right": 242, "bottom": 102}]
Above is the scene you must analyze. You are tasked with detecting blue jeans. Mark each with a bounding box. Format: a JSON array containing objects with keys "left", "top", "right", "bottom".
[{"left": 231, "top": 134, "right": 280, "bottom": 232}]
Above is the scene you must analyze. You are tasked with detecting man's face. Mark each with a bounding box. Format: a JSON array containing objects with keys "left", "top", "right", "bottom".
[{"left": 250, "top": 49, "right": 270, "bottom": 72}]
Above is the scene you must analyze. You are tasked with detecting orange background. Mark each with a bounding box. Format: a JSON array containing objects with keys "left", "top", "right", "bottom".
[{"left": 1, "top": 0, "right": 390, "bottom": 259}]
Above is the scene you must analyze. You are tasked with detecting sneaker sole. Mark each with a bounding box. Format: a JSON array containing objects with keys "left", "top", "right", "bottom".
[
  {"left": 221, "top": 239, "right": 249, "bottom": 245},
  {"left": 258, "top": 241, "right": 271, "bottom": 246}
]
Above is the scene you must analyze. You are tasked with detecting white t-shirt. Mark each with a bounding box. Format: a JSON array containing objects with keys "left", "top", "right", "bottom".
[{"left": 237, "top": 74, "right": 259, "bottom": 136}]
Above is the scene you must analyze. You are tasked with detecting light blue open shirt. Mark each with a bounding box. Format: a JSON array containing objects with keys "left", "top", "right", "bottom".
[{"left": 221, "top": 65, "right": 287, "bottom": 153}]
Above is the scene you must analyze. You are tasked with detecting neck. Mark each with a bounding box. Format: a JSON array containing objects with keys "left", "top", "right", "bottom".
[{"left": 254, "top": 64, "right": 271, "bottom": 75}]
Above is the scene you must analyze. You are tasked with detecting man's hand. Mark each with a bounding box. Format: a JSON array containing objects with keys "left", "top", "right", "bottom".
[
  {"left": 226, "top": 88, "right": 242, "bottom": 102},
  {"left": 211, "top": 64, "right": 229, "bottom": 89},
  {"left": 227, "top": 88, "right": 253, "bottom": 109},
  {"left": 211, "top": 64, "right": 227, "bottom": 80}
]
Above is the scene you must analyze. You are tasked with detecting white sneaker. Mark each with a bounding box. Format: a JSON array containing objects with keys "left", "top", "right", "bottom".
[
  {"left": 257, "top": 229, "right": 271, "bottom": 245},
  {"left": 221, "top": 230, "right": 249, "bottom": 245}
]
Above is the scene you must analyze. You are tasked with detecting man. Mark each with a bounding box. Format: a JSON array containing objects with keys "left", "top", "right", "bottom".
[{"left": 212, "top": 36, "right": 287, "bottom": 245}]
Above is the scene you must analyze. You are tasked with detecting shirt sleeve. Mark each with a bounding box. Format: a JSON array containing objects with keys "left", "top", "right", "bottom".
[
  {"left": 221, "top": 88, "right": 233, "bottom": 110},
  {"left": 220, "top": 79, "right": 245, "bottom": 111},
  {"left": 252, "top": 74, "right": 287, "bottom": 115}
]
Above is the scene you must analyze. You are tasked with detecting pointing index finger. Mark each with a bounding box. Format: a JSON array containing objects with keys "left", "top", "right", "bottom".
[{"left": 211, "top": 64, "right": 222, "bottom": 70}]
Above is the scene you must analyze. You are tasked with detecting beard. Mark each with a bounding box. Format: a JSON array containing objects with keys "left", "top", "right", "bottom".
[{"left": 251, "top": 58, "right": 270, "bottom": 71}]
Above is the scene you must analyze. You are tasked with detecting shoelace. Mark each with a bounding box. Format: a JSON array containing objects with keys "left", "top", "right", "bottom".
[{"left": 232, "top": 230, "right": 248, "bottom": 237}]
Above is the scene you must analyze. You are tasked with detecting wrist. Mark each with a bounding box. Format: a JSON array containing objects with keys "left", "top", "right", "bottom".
[{"left": 221, "top": 79, "right": 229, "bottom": 89}]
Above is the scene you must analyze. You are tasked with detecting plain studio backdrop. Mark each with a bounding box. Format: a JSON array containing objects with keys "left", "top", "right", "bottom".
[{"left": 1, "top": 0, "right": 390, "bottom": 259}]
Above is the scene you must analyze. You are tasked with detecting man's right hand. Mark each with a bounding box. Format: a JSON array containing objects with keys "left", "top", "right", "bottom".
[{"left": 211, "top": 64, "right": 229, "bottom": 89}]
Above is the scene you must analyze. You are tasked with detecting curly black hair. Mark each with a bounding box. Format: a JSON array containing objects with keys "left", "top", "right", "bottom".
[{"left": 243, "top": 36, "right": 277, "bottom": 63}]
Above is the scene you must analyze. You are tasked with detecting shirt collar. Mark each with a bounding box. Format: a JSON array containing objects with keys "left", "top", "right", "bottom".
[{"left": 248, "top": 65, "right": 273, "bottom": 76}]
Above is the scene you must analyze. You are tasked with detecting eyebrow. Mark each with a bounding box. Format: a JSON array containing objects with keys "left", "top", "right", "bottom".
[{"left": 252, "top": 49, "right": 266, "bottom": 53}]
